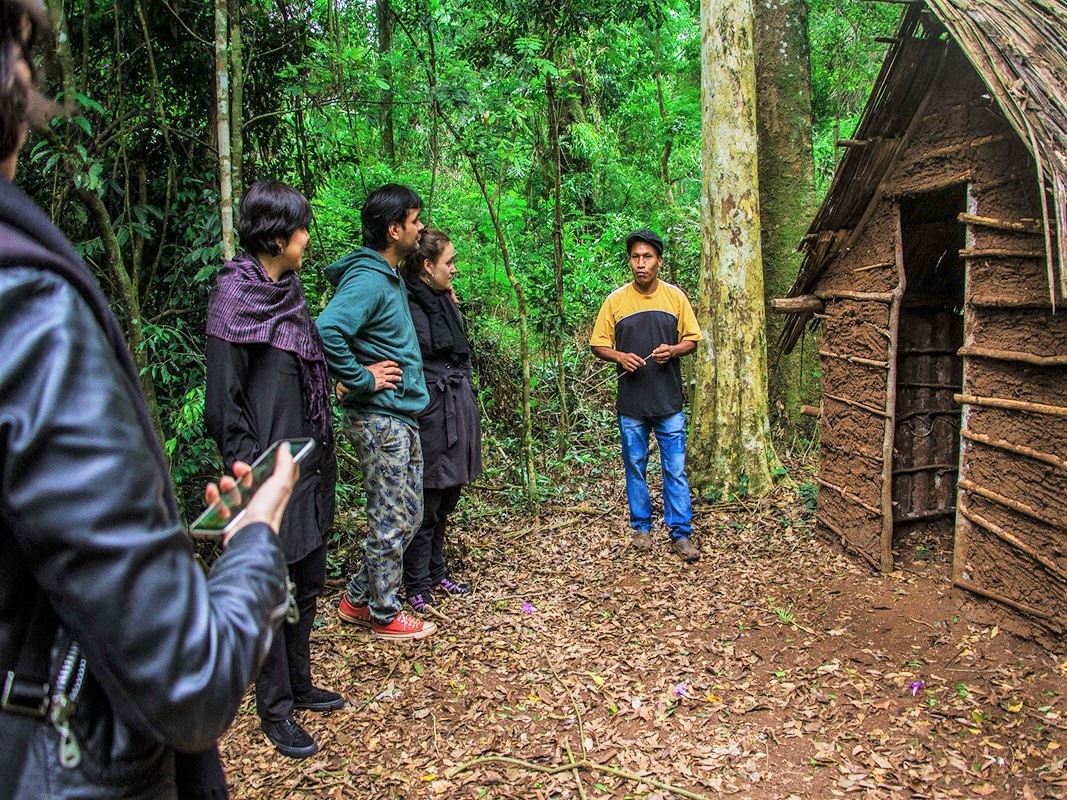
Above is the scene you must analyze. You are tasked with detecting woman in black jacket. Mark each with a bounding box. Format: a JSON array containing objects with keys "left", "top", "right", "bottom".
[
  {"left": 401, "top": 230, "right": 483, "bottom": 615},
  {"left": 0, "top": 4, "right": 296, "bottom": 798},
  {"left": 205, "top": 181, "right": 340, "bottom": 760}
]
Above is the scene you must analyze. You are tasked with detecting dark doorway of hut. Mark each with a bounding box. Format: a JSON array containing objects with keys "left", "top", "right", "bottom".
[{"left": 892, "top": 185, "right": 967, "bottom": 575}]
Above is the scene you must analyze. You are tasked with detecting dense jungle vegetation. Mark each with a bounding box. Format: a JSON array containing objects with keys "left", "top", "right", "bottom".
[{"left": 24, "top": 0, "right": 899, "bottom": 525}]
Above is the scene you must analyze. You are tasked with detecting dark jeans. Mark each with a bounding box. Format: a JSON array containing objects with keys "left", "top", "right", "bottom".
[
  {"left": 403, "top": 485, "right": 462, "bottom": 595},
  {"left": 256, "top": 542, "right": 326, "bottom": 723}
]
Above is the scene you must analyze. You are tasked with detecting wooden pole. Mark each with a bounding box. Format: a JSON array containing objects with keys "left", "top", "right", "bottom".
[
  {"left": 955, "top": 393, "right": 1067, "bottom": 417},
  {"left": 960, "top": 428, "right": 1067, "bottom": 471},
  {"left": 957, "top": 345, "right": 1067, "bottom": 368}
]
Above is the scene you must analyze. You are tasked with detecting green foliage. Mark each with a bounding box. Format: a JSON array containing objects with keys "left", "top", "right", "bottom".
[
  {"left": 23, "top": 0, "right": 896, "bottom": 512},
  {"left": 808, "top": 0, "right": 901, "bottom": 194}
]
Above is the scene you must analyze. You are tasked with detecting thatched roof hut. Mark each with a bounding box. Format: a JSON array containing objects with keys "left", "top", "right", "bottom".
[{"left": 778, "top": 0, "right": 1067, "bottom": 640}]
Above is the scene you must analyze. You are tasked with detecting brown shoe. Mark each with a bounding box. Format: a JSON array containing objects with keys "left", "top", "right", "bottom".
[
  {"left": 631, "top": 531, "right": 652, "bottom": 551},
  {"left": 671, "top": 537, "right": 700, "bottom": 563}
]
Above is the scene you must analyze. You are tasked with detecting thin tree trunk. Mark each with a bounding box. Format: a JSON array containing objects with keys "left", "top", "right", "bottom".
[
  {"left": 229, "top": 0, "right": 244, "bottom": 204},
  {"left": 654, "top": 6, "right": 675, "bottom": 209},
  {"left": 546, "top": 72, "right": 571, "bottom": 437},
  {"left": 754, "top": 0, "right": 819, "bottom": 438},
  {"left": 47, "top": 0, "right": 165, "bottom": 449},
  {"left": 689, "top": 0, "right": 780, "bottom": 498},
  {"left": 378, "top": 0, "right": 396, "bottom": 164},
  {"left": 215, "top": 0, "right": 235, "bottom": 260}
]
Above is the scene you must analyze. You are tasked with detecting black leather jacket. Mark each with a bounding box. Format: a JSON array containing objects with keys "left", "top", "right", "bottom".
[{"left": 0, "top": 178, "right": 290, "bottom": 799}]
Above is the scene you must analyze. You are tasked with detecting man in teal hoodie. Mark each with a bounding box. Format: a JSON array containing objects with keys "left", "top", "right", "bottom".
[{"left": 317, "top": 184, "right": 436, "bottom": 641}]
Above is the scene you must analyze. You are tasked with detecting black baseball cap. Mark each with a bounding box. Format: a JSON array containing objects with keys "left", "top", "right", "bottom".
[{"left": 626, "top": 228, "right": 664, "bottom": 256}]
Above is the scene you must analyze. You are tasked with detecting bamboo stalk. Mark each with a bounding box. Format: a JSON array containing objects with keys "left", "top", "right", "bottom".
[
  {"left": 957, "top": 212, "right": 1043, "bottom": 234},
  {"left": 817, "top": 289, "right": 895, "bottom": 303},
  {"left": 819, "top": 349, "right": 889, "bottom": 368},
  {"left": 953, "top": 577, "right": 1063, "bottom": 628},
  {"left": 892, "top": 463, "right": 956, "bottom": 475},
  {"left": 959, "top": 505, "right": 1067, "bottom": 581},
  {"left": 825, "top": 392, "right": 891, "bottom": 418},
  {"left": 895, "top": 508, "right": 955, "bottom": 523},
  {"left": 816, "top": 478, "right": 882, "bottom": 516},
  {"left": 924, "top": 133, "right": 1005, "bottom": 159},
  {"left": 958, "top": 345, "right": 1067, "bottom": 367},
  {"left": 959, "top": 247, "right": 1046, "bottom": 259},
  {"left": 897, "top": 382, "right": 961, "bottom": 390},
  {"left": 958, "top": 478, "right": 1064, "bottom": 528},
  {"left": 770, "top": 294, "right": 824, "bottom": 313},
  {"left": 954, "top": 392, "right": 1067, "bottom": 416},
  {"left": 960, "top": 428, "right": 1067, "bottom": 471},
  {"left": 896, "top": 407, "right": 960, "bottom": 422}
]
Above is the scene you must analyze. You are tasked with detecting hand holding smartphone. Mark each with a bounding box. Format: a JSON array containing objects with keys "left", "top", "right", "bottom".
[{"left": 190, "top": 439, "right": 315, "bottom": 540}]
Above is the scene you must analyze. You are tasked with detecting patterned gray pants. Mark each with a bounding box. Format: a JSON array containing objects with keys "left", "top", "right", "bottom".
[{"left": 343, "top": 412, "right": 424, "bottom": 623}]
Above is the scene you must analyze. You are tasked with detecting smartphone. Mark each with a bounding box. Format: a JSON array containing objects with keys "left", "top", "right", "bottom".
[{"left": 189, "top": 438, "right": 315, "bottom": 540}]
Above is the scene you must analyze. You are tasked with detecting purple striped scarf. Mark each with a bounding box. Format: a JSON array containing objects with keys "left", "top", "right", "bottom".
[{"left": 206, "top": 252, "right": 331, "bottom": 438}]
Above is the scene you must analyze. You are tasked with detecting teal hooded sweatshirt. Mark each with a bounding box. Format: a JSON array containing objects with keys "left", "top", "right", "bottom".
[{"left": 316, "top": 247, "right": 429, "bottom": 427}]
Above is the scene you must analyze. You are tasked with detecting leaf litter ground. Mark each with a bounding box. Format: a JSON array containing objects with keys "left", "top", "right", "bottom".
[{"left": 222, "top": 471, "right": 1065, "bottom": 799}]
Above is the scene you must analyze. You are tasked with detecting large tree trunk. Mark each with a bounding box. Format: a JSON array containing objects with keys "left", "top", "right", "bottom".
[
  {"left": 214, "top": 0, "right": 235, "bottom": 260},
  {"left": 754, "top": 0, "right": 819, "bottom": 438},
  {"left": 689, "top": 0, "right": 780, "bottom": 498}
]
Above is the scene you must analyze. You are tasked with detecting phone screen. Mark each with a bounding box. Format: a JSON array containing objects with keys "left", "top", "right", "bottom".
[{"left": 189, "top": 438, "right": 315, "bottom": 540}]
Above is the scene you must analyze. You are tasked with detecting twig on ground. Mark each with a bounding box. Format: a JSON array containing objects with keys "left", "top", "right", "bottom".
[
  {"left": 564, "top": 741, "right": 587, "bottom": 800},
  {"left": 545, "top": 647, "right": 586, "bottom": 754},
  {"left": 445, "top": 755, "right": 715, "bottom": 800}
]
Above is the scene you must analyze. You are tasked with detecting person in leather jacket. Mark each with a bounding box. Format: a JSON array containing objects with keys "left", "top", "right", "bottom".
[{"left": 0, "top": 2, "right": 298, "bottom": 797}]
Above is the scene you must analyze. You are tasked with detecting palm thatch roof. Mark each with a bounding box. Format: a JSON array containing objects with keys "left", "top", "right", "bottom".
[{"left": 782, "top": 0, "right": 1067, "bottom": 351}]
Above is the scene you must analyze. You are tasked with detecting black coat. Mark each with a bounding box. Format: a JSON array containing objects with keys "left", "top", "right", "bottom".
[
  {"left": 0, "top": 178, "right": 288, "bottom": 799},
  {"left": 205, "top": 339, "right": 336, "bottom": 564},
  {"left": 408, "top": 296, "right": 483, "bottom": 490}
]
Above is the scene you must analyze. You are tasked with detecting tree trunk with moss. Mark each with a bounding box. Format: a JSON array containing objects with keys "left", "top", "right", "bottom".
[
  {"left": 689, "top": 0, "right": 780, "bottom": 499},
  {"left": 754, "top": 0, "right": 819, "bottom": 438}
]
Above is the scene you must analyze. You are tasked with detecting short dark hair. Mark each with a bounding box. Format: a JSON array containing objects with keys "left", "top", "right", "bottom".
[
  {"left": 235, "top": 180, "right": 312, "bottom": 257},
  {"left": 361, "top": 183, "right": 423, "bottom": 251},
  {"left": 0, "top": 0, "right": 54, "bottom": 162},
  {"left": 401, "top": 228, "right": 451, "bottom": 280}
]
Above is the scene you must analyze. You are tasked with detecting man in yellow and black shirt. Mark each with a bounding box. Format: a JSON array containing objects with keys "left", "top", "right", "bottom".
[{"left": 590, "top": 229, "right": 702, "bottom": 562}]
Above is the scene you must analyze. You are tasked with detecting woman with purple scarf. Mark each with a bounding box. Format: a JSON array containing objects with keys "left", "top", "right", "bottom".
[{"left": 205, "top": 180, "right": 341, "bottom": 760}]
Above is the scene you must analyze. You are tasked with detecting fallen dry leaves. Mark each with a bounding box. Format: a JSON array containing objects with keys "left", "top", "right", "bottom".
[{"left": 220, "top": 468, "right": 1065, "bottom": 799}]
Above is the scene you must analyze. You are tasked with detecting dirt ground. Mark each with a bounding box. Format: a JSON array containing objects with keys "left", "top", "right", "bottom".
[{"left": 221, "top": 475, "right": 1066, "bottom": 799}]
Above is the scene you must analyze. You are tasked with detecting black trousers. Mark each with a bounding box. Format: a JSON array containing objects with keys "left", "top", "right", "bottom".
[
  {"left": 256, "top": 542, "right": 327, "bottom": 723},
  {"left": 403, "top": 485, "right": 462, "bottom": 595}
]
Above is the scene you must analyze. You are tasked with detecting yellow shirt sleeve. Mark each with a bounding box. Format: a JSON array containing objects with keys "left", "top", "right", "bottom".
[
  {"left": 677, "top": 292, "right": 702, "bottom": 342},
  {"left": 589, "top": 296, "right": 617, "bottom": 348}
]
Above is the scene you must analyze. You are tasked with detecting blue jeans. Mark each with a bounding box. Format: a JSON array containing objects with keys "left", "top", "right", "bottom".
[{"left": 619, "top": 412, "right": 693, "bottom": 540}]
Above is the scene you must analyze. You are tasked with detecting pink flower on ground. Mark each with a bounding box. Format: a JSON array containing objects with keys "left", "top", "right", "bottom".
[{"left": 522, "top": 601, "right": 536, "bottom": 614}]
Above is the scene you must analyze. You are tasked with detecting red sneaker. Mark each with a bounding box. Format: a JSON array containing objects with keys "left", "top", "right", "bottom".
[
  {"left": 371, "top": 611, "right": 437, "bottom": 641},
  {"left": 338, "top": 595, "right": 371, "bottom": 627}
]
